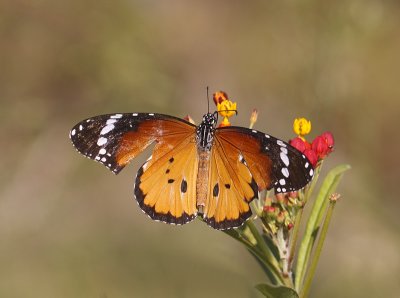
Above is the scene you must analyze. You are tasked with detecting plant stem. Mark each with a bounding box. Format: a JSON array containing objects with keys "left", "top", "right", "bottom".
[{"left": 248, "top": 221, "right": 294, "bottom": 287}]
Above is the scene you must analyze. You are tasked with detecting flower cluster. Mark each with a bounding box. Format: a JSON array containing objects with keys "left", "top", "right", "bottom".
[
  {"left": 290, "top": 118, "right": 334, "bottom": 167},
  {"left": 262, "top": 192, "right": 303, "bottom": 234}
]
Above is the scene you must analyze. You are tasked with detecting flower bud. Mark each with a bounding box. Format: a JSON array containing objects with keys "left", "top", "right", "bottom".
[
  {"left": 329, "top": 193, "right": 341, "bottom": 202},
  {"left": 213, "top": 91, "right": 229, "bottom": 105},
  {"left": 275, "top": 192, "right": 286, "bottom": 204},
  {"left": 276, "top": 212, "right": 285, "bottom": 224},
  {"left": 322, "top": 131, "right": 334, "bottom": 151},
  {"left": 249, "top": 109, "right": 258, "bottom": 129},
  {"left": 312, "top": 135, "right": 329, "bottom": 159},
  {"left": 263, "top": 206, "right": 276, "bottom": 213},
  {"left": 290, "top": 137, "right": 307, "bottom": 152},
  {"left": 183, "top": 114, "right": 195, "bottom": 124}
]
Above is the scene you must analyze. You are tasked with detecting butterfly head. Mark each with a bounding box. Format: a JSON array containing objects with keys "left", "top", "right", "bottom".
[{"left": 202, "top": 112, "right": 218, "bottom": 128}]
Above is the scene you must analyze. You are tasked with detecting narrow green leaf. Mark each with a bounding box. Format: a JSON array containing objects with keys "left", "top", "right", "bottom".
[
  {"left": 294, "top": 164, "right": 350, "bottom": 291},
  {"left": 300, "top": 199, "right": 337, "bottom": 298},
  {"left": 256, "top": 283, "right": 299, "bottom": 298}
]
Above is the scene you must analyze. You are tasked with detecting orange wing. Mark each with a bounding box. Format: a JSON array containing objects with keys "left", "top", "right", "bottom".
[
  {"left": 201, "top": 134, "right": 258, "bottom": 230},
  {"left": 216, "top": 127, "right": 314, "bottom": 193},
  {"left": 134, "top": 132, "right": 199, "bottom": 225}
]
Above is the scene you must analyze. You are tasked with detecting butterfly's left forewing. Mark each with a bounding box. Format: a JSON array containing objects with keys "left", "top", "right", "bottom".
[{"left": 70, "top": 113, "right": 194, "bottom": 174}]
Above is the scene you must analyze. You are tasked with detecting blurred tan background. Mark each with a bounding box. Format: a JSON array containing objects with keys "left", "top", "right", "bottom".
[{"left": 1, "top": 0, "right": 399, "bottom": 297}]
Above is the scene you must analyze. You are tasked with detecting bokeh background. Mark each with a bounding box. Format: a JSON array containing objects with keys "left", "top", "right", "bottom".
[{"left": 1, "top": 0, "right": 399, "bottom": 297}]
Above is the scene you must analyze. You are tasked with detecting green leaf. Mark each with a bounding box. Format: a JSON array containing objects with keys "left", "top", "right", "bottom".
[
  {"left": 294, "top": 164, "right": 351, "bottom": 291},
  {"left": 256, "top": 283, "right": 299, "bottom": 298},
  {"left": 300, "top": 199, "right": 338, "bottom": 298}
]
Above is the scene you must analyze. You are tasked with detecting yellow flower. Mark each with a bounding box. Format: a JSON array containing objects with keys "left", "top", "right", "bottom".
[
  {"left": 293, "top": 118, "right": 312, "bottom": 139},
  {"left": 217, "top": 100, "right": 237, "bottom": 118},
  {"left": 213, "top": 91, "right": 237, "bottom": 127}
]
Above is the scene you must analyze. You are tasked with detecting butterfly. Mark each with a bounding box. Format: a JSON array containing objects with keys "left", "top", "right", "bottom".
[{"left": 70, "top": 111, "right": 314, "bottom": 230}]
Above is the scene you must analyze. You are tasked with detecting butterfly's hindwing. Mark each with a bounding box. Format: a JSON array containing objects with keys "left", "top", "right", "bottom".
[
  {"left": 201, "top": 136, "right": 258, "bottom": 230},
  {"left": 69, "top": 113, "right": 195, "bottom": 174},
  {"left": 134, "top": 133, "right": 198, "bottom": 225},
  {"left": 215, "top": 127, "right": 314, "bottom": 193}
]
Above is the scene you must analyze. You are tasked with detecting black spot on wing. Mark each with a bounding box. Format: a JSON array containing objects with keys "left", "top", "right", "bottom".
[
  {"left": 181, "top": 179, "right": 188, "bottom": 193},
  {"left": 213, "top": 183, "right": 219, "bottom": 197}
]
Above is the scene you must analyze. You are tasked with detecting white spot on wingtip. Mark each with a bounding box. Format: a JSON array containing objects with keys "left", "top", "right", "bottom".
[
  {"left": 101, "top": 157, "right": 106, "bottom": 162},
  {"left": 99, "top": 148, "right": 107, "bottom": 155},
  {"left": 132, "top": 113, "right": 138, "bottom": 116},
  {"left": 71, "top": 129, "right": 76, "bottom": 136},
  {"left": 265, "top": 134, "right": 270, "bottom": 138},
  {"left": 106, "top": 119, "right": 117, "bottom": 125},
  {"left": 305, "top": 162, "right": 309, "bottom": 168},
  {"left": 100, "top": 124, "right": 115, "bottom": 135},
  {"left": 280, "top": 147, "right": 288, "bottom": 154},
  {"left": 79, "top": 125, "right": 83, "bottom": 131},
  {"left": 282, "top": 167, "right": 289, "bottom": 178},
  {"left": 277, "top": 140, "right": 286, "bottom": 147},
  {"left": 110, "top": 114, "right": 123, "bottom": 119},
  {"left": 280, "top": 152, "right": 289, "bottom": 166},
  {"left": 252, "top": 129, "right": 257, "bottom": 133},
  {"left": 279, "top": 178, "right": 286, "bottom": 185},
  {"left": 97, "top": 137, "right": 107, "bottom": 146},
  {"left": 309, "top": 169, "right": 314, "bottom": 176},
  {"left": 149, "top": 113, "right": 155, "bottom": 116}
]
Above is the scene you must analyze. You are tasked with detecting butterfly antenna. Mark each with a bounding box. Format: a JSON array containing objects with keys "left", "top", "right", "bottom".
[{"left": 206, "top": 87, "right": 210, "bottom": 113}]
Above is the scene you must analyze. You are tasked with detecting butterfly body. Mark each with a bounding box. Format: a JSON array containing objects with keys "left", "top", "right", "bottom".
[
  {"left": 70, "top": 112, "right": 314, "bottom": 230},
  {"left": 195, "top": 113, "right": 218, "bottom": 212}
]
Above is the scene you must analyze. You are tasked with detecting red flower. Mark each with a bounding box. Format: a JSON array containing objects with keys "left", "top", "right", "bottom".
[
  {"left": 290, "top": 137, "right": 307, "bottom": 152},
  {"left": 303, "top": 148, "right": 318, "bottom": 167},
  {"left": 312, "top": 135, "right": 329, "bottom": 159}
]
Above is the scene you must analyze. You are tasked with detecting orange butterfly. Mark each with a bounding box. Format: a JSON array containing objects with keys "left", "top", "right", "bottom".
[{"left": 70, "top": 101, "right": 313, "bottom": 230}]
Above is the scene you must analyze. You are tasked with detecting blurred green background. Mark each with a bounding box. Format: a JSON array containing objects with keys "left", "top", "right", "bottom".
[{"left": 1, "top": 0, "right": 399, "bottom": 297}]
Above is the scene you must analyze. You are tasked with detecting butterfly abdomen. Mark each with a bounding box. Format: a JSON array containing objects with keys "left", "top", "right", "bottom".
[{"left": 196, "top": 149, "right": 211, "bottom": 214}]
